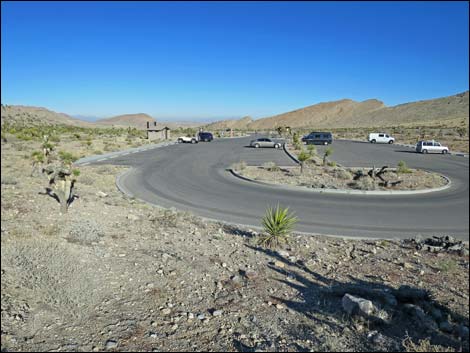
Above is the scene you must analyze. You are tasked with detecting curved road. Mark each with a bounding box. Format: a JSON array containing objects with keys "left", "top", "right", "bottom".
[{"left": 93, "top": 137, "right": 469, "bottom": 240}]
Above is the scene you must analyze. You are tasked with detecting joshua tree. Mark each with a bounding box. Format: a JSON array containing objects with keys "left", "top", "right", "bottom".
[
  {"left": 297, "top": 149, "right": 311, "bottom": 174},
  {"left": 323, "top": 147, "right": 333, "bottom": 166},
  {"left": 258, "top": 204, "right": 297, "bottom": 248},
  {"left": 42, "top": 165, "right": 79, "bottom": 214}
]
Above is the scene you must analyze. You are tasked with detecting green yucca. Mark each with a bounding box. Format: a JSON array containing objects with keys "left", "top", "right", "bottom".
[
  {"left": 297, "top": 149, "right": 311, "bottom": 174},
  {"left": 258, "top": 205, "right": 297, "bottom": 248}
]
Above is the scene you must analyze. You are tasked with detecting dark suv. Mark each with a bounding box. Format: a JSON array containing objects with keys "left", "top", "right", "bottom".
[
  {"left": 198, "top": 132, "right": 213, "bottom": 142},
  {"left": 302, "top": 132, "right": 333, "bottom": 145}
]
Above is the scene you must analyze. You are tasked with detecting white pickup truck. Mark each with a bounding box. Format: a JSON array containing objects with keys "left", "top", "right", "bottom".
[
  {"left": 368, "top": 133, "right": 395, "bottom": 144},
  {"left": 177, "top": 136, "right": 198, "bottom": 144}
]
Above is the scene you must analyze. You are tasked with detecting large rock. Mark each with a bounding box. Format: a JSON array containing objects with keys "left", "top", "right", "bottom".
[{"left": 342, "top": 294, "right": 375, "bottom": 317}]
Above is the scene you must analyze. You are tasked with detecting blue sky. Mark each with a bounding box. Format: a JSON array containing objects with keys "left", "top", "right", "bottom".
[{"left": 1, "top": 1, "right": 469, "bottom": 121}]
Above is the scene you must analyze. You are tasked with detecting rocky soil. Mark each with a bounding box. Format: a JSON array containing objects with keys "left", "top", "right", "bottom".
[{"left": 1, "top": 138, "right": 469, "bottom": 352}]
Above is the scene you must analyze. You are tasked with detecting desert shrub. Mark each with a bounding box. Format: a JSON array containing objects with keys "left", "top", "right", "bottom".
[
  {"left": 349, "top": 178, "right": 376, "bottom": 190},
  {"left": 328, "top": 161, "right": 337, "bottom": 167},
  {"left": 93, "top": 150, "right": 103, "bottom": 155},
  {"left": 262, "top": 161, "right": 280, "bottom": 172},
  {"left": 231, "top": 160, "right": 247, "bottom": 171},
  {"left": 402, "top": 336, "right": 455, "bottom": 352},
  {"left": 397, "top": 160, "right": 412, "bottom": 174},
  {"left": 334, "top": 168, "right": 352, "bottom": 180},
  {"left": 58, "top": 151, "right": 79, "bottom": 165},
  {"left": 257, "top": 204, "right": 297, "bottom": 248}
]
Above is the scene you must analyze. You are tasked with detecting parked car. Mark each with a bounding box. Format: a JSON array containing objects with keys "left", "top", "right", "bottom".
[
  {"left": 416, "top": 140, "right": 449, "bottom": 154},
  {"left": 177, "top": 136, "right": 198, "bottom": 144},
  {"left": 302, "top": 132, "right": 333, "bottom": 145},
  {"left": 198, "top": 132, "right": 213, "bottom": 142},
  {"left": 250, "top": 137, "right": 283, "bottom": 149},
  {"left": 368, "top": 133, "right": 395, "bottom": 144}
]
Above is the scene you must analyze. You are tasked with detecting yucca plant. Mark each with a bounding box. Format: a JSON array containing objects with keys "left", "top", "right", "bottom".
[
  {"left": 258, "top": 205, "right": 297, "bottom": 248},
  {"left": 323, "top": 147, "right": 333, "bottom": 166},
  {"left": 297, "top": 149, "right": 311, "bottom": 174}
]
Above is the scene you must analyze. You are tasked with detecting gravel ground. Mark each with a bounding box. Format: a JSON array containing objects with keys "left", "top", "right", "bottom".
[
  {"left": 238, "top": 162, "right": 447, "bottom": 191},
  {"left": 1, "top": 138, "right": 469, "bottom": 352}
]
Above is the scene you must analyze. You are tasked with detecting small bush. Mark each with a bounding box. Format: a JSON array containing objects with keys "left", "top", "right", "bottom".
[
  {"left": 334, "top": 168, "right": 352, "bottom": 180},
  {"left": 328, "top": 161, "right": 337, "bottom": 167},
  {"left": 262, "top": 161, "right": 280, "bottom": 172},
  {"left": 402, "top": 335, "right": 455, "bottom": 352},
  {"left": 232, "top": 160, "right": 247, "bottom": 171},
  {"left": 58, "top": 151, "right": 79, "bottom": 165},
  {"left": 258, "top": 205, "right": 297, "bottom": 248},
  {"left": 397, "top": 160, "right": 412, "bottom": 174},
  {"left": 93, "top": 150, "right": 103, "bottom": 155}
]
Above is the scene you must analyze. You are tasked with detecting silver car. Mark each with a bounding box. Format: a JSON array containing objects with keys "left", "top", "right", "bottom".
[
  {"left": 416, "top": 140, "right": 449, "bottom": 154},
  {"left": 250, "top": 138, "right": 283, "bottom": 149}
]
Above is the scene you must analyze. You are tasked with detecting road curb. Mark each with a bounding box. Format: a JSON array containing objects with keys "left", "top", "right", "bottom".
[
  {"left": 75, "top": 141, "right": 176, "bottom": 166},
  {"left": 282, "top": 143, "right": 300, "bottom": 164},
  {"left": 228, "top": 168, "right": 452, "bottom": 196}
]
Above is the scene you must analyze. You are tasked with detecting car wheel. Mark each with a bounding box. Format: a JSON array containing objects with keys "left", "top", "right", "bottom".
[
  {"left": 388, "top": 140, "right": 394, "bottom": 144},
  {"left": 422, "top": 149, "right": 428, "bottom": 154},
  {"left": 254, "top": 143, "right": 260, "bottom": 148},
  {"left": 442, "top": 150, "right": 448, "bottom": 154},
  {"left": 191, "top": 139, "right": 196, "bottom": 144},
  {"left": 177, "top": 139, "right": 183, "bottom": 143},
  {"left": 274, "top": 143, "right": 280, "bottom": 149},
  {"left": 371, "top": 139, "right": 376, "bottom": 143}
]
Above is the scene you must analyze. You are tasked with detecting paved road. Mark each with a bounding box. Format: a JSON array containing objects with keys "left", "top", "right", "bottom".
[{"left": 92, "top": 137, "right": 469, "bottom": 240}]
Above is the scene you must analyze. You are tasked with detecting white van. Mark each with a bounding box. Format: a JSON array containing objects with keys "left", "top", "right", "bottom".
[{"left": 368, "top": 133, "right": 395, "bottom": 144}]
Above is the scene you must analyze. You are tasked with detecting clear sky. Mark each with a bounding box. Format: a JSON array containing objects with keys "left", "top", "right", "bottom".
[{"left": 1, "top": 1, "right": 469, "bottom": 121}]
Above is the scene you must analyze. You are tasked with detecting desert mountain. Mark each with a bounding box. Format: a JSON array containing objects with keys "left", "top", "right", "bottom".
[
  {"left": 205, "top": 91, "right": 469, "bottom": 130},
  {"left": 204, "top": 116, "right": 254, "bottom": 131},
  {"left": 96, "top": 113, "right": 156, "bottom": 129},
  {"left": 0, "top": 105, "right": 96, "bottom": 128}
]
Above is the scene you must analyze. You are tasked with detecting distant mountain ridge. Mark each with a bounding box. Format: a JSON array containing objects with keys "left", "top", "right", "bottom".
[
  {"left": 2, "top": 91, "right": 468, "bottom": 131},
  {"left": 204, "top": 91, "right": 469, "bottom": 130},
  {"left": 96, "top": 113, "right": 156, "bottom": 129}
]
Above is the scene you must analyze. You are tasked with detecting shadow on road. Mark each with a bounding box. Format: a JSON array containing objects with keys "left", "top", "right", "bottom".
[
  {"left": 234, "top": 244, "right": 469, "bottom": 352},
  {"left": 394, "top": 150, "right": 419, "bottom": 154}
]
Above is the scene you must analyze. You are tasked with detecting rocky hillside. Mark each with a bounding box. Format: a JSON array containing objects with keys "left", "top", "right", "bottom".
[
  {"left": 96, "top": 113, "right": 156, "bottom": 129},
  {"left": 250, "top": 99, "right": 385, "bottom": 130},
  {"left": 0, "top": 105, "right": 95, "bottom": 128},
  {"left": 205, "top": 91, "right": 469, "bottom": 130},
  {"left": 205, "top": 116, "right": 254, "bottom": 131}
]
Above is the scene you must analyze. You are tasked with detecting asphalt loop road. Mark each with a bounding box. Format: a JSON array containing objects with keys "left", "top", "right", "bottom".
[{"left": 94, "top": 136, "right": 469, "bottom": 240}]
